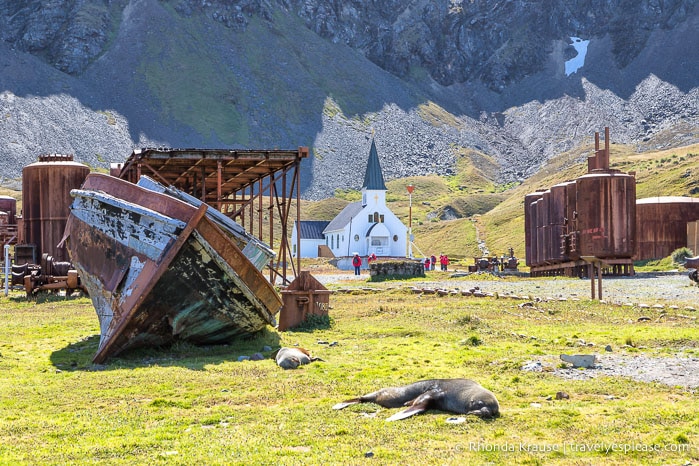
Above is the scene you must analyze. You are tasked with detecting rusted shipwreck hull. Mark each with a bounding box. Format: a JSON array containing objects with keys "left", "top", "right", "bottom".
[{"left": 62, "top": 173, "right": 282, "bottom": 363}]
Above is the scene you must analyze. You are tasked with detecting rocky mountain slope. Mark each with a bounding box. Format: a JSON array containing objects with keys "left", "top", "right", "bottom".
[{"left": 0, "top": 0, "right": 698, "bottom": 199}]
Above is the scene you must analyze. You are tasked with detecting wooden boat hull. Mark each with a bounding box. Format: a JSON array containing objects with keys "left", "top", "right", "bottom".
[{"left": 62, "top": 174, "right": 281, "bottom": 363}]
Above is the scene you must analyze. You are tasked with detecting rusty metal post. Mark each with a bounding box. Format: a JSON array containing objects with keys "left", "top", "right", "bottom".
[
  {"left": 217, "top": 160, "right": 222, "bottom": 212},
  {"left": 248, "top": 185, "right": 253, "bottom": 232},
  {"left": 296, "top": 157, "right": 301, "bottom": 275},
  {"left": 590, "top": 263, "right": 595, "bottom": 300},
  {"left": 200, "top": 165, "right": 206, "bottom": 203},
  {"left": 281, "top": 170, "right": 288, "bottom": 284},
  {"left": 598, "top": 261, "right": 603, "bottom": 300},
  {"left": 269, "top": 173, "right": 274, "bottom": 283},
  {"left": 258, "top": 178, "right": 263, "bottom": 242},
  {"left": 604, "top": 126, "right": 610, "bottom": 169}
]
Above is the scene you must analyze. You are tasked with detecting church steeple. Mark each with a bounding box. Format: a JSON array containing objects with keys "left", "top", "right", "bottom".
[{"left": 362, "top": 138, "right": 387, "bottom": 190}]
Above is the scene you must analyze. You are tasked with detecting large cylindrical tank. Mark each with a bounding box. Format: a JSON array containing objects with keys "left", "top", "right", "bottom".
[
  {"left": 575, "top": 171, "right": 636, "bottom": 259},
  {"left": 22, "top": 154, "right": 90, "bottom": 262},
  {"left": 635, "top": 197, "right": 699, "bottom": 260},
  {"left": 524, "top": 191, "right": 545, "bottom": 267},
  {"left": 547, "top": 183, "right": 569, "bottom": 263},
  {"left": 0, "top": 195, "right": 17, "bottom": 224},
  {"left": 536, "top": 195, "right": 549, "bottom": 264}
]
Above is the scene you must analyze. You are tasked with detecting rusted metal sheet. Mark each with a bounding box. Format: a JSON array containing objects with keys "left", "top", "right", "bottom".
[
  {"left": 635, "top": 197, "right": 699, "bottom": 260},
  {"left": 63, "top": 173, "right": 282, "bottom": 363},
  {"left": 278, "top": 271, "right": 331, "bottom": 331},
  {"left": 689, "top": 220, "right": 699, "bottom": 255}
]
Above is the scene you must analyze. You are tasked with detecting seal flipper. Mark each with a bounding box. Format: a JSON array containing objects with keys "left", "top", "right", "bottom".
[
  {"left": 332, "top": 398, "right": 361, "bottom": 410},
  {"left": 385, "top": 389, "right": 442, "bottom": 422}
]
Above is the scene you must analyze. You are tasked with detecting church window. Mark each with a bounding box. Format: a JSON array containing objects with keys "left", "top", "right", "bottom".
[
  {"left": 393, "top": 235, "right": 398, "bottom": 242},
  {"left": 368, "top": 214, "right": 373, "bottom": 222},
  {"left": 336, "top": 234, "right": 339, "bottom": 247},
  {"left": 371, "top": 238, "right": 381, "bottom": 246},
  {"left": 373, "top": 212, "right": 379, "bottom": 223},
  {"left": 331, "top": 235, "right": 334, "bottom": 249},
  {"left": 380, "top": 214, "right": 384, "bottom": 223},
  {"left": 354, "top": 234, "right": 359, "bottom": 242}
]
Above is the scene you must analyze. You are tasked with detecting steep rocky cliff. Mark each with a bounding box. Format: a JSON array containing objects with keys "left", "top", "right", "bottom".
[{"left": 0, "top": 0, "right": 698, "bottom": 198}]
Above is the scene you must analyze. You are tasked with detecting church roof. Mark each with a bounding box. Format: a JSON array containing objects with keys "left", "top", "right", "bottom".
[
  {"left": 362, "top": 139, "right": 386, "bottom": 190},
  {"left": 296, "top": 220, "right": 330, "bottom": 240},
  {"left": 323, "top": 201, "right": 364, "bottom": 233}
]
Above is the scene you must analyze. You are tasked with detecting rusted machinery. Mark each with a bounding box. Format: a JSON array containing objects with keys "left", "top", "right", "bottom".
[
  {"left": 11, "top": 253, "right": 83, "bottom": 296},
  {"left": 2, "top": 155, "right": 90, "bottom": 294},
  {"left": 525, "top": 128, "right": 636, "bottom": 277},
  {"left": 469, "top": 248, "right": 519, "bottom": 273}
]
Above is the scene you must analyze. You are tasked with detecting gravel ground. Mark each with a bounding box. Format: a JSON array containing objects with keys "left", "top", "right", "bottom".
[
  {"left": 315, "top": 271, "right": 698, "bottom": 308},
  {"left": 523, "top": 355, "right": 699, "bottom": 390},
  {"left": 312, "top": 270, "right": 699, "bottom": 389}
]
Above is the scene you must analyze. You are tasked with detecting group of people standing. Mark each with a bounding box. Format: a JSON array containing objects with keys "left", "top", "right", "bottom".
[
  {"left": 353, "top": 252, "right": 450, "bottom": 276},
  {"left": 424, "top": 253, "right": 449, "bottom": 271}
]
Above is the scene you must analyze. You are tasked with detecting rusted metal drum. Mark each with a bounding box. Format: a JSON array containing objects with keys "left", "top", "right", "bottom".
[
  {"left": 22, "top": 154, "right": 90, "bottom": 262},
  {"left": 524, "top": 191, "right": 545, "bottom": 267},
  {"left": 576, "top": 171, "right": 636, "bottom": 259},
  {"left": 636, "top": 197, "right": 699, "bottom": 260},
  {"left": 0, "top": 195, "right": 17, "bottom": 224}
]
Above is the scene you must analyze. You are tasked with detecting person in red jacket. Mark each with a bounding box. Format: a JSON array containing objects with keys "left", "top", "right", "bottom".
[
  {"left": 352, "top": 253, "right": 362, "bottom": 275},
  {"left": 440, "top": 253, "right": 449, "bottom": 271}
]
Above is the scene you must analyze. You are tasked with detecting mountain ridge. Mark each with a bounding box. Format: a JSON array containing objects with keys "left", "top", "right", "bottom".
[{"left": 0, "top": 0, "right": 697, "bottom": 199}]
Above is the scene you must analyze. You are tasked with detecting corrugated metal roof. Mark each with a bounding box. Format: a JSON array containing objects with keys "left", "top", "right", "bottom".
[
  {"left": 297, "top": 220, "right": 330, "bottom": 239},
  {"left": 362, "top": 139, "right": 386, "bottom": 190},
  {"left": 323, "top": 201, "right": 363, "bottom": 232}
]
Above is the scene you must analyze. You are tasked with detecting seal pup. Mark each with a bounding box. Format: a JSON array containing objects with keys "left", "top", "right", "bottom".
[
  {"left": 332, "top": 378, "right": 499, "bottom": 421},
  {"left": 274, "top": 347, "right": 323, "bottom": 370}
]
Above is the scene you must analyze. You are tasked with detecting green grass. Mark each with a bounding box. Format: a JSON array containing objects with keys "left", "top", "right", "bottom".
[{"left": 1, "top": 281, "right": 697, "bottom": 465}]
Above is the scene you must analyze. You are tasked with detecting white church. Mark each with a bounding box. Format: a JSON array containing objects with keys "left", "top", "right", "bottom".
[{"left": 291, "top": 139, "right": 408, "bottom": 259}]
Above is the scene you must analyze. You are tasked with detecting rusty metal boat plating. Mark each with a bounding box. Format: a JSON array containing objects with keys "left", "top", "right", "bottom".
[{"left": 62, "top": 173, "right": 282, "bottom": 363}]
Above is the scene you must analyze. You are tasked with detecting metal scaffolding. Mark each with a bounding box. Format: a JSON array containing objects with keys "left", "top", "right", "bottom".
[{"left": 115, "top": 147, "right": 309, "bottom": 286}]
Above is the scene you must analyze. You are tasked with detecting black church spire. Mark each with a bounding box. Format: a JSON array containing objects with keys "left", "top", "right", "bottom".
[{"left": 362, "top": 138, "right": 387, "bottom": 190}]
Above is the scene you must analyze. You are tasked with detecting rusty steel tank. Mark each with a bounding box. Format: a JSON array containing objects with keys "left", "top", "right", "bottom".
[
  {"left": 635, "top": 197, "right": 699, "bottom": 260},
  {"left": 524, "top": 191, "right": 545, "bottom": 267},
  {"left": 22, "top": 154, "right": 90, "bottom": 262},
  {"left": 547, "top": 182, "right": 570, "bottom": 263},
  {"left": 535, "top": 194, "right": 549, "bottom": 265},
  {"left": 575, "top": 170, "right": 636, "bottom": 259},
  {"left": 0, "top": 195, "right": 17, "bottom": 224}
]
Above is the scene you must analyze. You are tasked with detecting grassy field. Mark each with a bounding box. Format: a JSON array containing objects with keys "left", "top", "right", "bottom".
[{"left": 1, "top": 275, "right": 697, "bottom": 465}]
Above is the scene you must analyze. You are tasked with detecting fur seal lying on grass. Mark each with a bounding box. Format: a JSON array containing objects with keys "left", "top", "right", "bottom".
[
  {"left": 333, "top": 378, "right": 499, "bottom": 421},
  {"left": 274, "top": 347, "right": 323, "bottom": 369}
]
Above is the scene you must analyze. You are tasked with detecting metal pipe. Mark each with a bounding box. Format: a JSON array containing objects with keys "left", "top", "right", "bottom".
[{"left": 4, "top": 244, "right": 9, "bottom": 296}]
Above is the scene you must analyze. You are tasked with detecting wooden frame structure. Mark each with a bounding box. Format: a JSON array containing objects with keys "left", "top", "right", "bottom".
[{"left": 115, "top": 147, "right": 309, "bottom": 286}]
